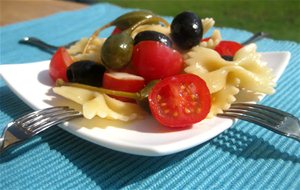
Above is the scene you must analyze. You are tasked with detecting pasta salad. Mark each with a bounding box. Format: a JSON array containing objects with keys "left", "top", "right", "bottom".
[{"left": 50, "top": 10, "right": 274, "bottom": 128}]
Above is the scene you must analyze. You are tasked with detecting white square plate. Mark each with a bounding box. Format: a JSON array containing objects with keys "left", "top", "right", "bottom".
[{"left": 0, "top": 51, "right": 290, "bottom": 156}]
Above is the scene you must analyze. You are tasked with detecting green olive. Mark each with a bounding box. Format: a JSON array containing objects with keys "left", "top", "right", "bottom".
[
  {"left": 101, "top": 30, "right": 134, "bottom": 70},
  {"left": 112, "top": 10, "right": 156, "bottom": 30}
]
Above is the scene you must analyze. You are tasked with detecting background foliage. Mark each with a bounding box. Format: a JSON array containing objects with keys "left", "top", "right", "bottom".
[{"left": 99, "top": 0, "right": 300, "bottom": 42}]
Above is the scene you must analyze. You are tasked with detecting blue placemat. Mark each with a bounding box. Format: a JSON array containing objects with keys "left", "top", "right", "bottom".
[{"left": 1, "top": 3, "right": 300, "bottom": 190}]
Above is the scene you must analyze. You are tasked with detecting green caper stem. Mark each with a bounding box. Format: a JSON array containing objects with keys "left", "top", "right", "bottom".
[
  {"left": 83, "top": 22, "right": 113, "bottom": 54},
  {"left": 83, "top": 16, "right": 169, "bottom": 54},
  {"left": 56, "top": 79, "right": 143, "bottom": 100},
  {"left": 129, "top": 16, "right": 170, "bottom": 35}
]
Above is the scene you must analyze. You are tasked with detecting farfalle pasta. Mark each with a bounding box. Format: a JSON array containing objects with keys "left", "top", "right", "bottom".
[
  {"left": 68, "top": 37, "right": 105, "bottom": 64},
  {"left": 209, "top": 78, "right": 240, "bottom": 117},
  {"left": 184, "top": 44, "right": 275, "bottom": 116},
  {"left": 199, "top": 29, "right": 222, "bottom": 49},
  {"left": 201, "top": 18, "right": 215, "bottom": 34},
  {"left": 53, "top": 86, "right": 146, "bottom": 121}
]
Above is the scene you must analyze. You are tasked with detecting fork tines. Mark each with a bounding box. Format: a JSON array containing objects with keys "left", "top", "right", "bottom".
[
  {"left": 18, "top": 107, "right": 81, "bottom": 133},
  {"left": 218, "top": 103, "right": 286, "bottom": 128}
]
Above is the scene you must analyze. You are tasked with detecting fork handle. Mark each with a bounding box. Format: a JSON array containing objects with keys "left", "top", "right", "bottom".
[
  {"left": 241, "top": 32, "right": 269, "bottom": 45},
  {"left": 0, "top": 137, "right": 4, "bottom": 152},
  {"left": 19, "top": 37, "right": 58, "bottom": 54}
]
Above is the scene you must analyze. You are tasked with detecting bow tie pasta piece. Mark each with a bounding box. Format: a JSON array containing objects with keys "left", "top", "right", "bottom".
[
  {"left": 185, "top": 64, "right": 227, "bottom": 93},
  {"left": 234, "top": 44, "right": 274, "bottom": 82},
  {"left": 82, "top": 94, "right": 143, "bottom": 121},
  {"left": 208, "top": 78, "right": 240, "bottom": 118},
  {"left": 199, "top": 29, "right": 222, "bottom": 49},
  {"left": 224, "top": 66, "right": 274, "bottom": 94},
  {"left": 53, "top": 86, "right": 95, "bottom": 105},
  {"left": 53, "top": 86, "right": 146, "bottom": 121},
  {"left": 67, "top": 37, "right": 106, "bottom": 64},
  {"left": 185, "top": 46, "right": 229, "bottom": 71},
  {"left": 184, "top": 45, "right": 275, "bottom": 94},
  {"left": 202, "top": 18, "right": 215, "bottom": 34},
  {"left": 186, "top": 65, "right": 273, "bottom": 94},
  {"left": 184, "top": 45, "right": 275, "bottom": 116},
  {"left": 184, "top": 59, "right": 209, "bottom": 76}
]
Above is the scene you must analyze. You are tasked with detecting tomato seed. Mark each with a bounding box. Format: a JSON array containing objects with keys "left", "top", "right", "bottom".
[
  {"left": 161, "top": 102, "right": 167, "bottom": 107},
  {"left": 157, "top": 95, "right": 162, "bottom": 101},
  {"left": 191, "top": 94, "right": 198, "bottom": 100},
  {"left": 191, "top": 101, "right": 198, "bottom": 106},
  {"left": 185, "top": 108, "right": 191, "bottom": 114},
  {"left": 188, "top": 83, "right": 196, "bottom": 91},
  {"left": 173, "top": 112, "right": 178, "bottom": 117}
]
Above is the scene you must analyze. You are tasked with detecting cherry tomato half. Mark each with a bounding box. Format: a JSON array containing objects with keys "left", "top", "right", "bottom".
[
  {"left": 148, "top": 74, "right": 211, "bottom": 128},
  {"left": 49, "top": 47, "right": 73, "bottom": 82},
  {"left": 131, "top": 41, "right": 183, "bottom": 83},
  {"left": 214, "top": 41, "right": 243, "bottom": 57}
]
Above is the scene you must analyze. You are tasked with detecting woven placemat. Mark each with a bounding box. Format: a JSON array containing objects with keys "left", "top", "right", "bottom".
[{"left": 1, "top": 3, "right": 299, "bottom": 190}]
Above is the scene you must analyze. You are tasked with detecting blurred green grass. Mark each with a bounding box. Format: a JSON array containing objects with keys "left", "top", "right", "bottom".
[{"left": 100, "top": 0, "right": 300, "bottom": 42}]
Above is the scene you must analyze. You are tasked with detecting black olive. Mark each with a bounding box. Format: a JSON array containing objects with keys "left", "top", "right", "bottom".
[
  {"left": 170, "top": 11, "right": 203, "bottom": 50},
  {"left": 134, "top": 30, "right": 172, "bottom": 47},
  {"left": 67, "top": 60, "right": 106, "bottom": 87},
  {"left": 222, "top": 56, "right": 234, "bottom": 61}
]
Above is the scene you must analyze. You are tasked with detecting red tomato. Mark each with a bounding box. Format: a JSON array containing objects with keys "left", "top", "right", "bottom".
[
  {"left": 49, "top": 47, "right": 73, "bottom": 82},
  {"left": 111, "top": 27, "right": 122, "bottom": 35},
  {"left": 131, "top": 41, "right": 183, "bottom": 83},
  {"left": 214, "top": 41, "right": 243, "bottom": 57},
  {"left": 118, "top": 64, "right": 137, "bottom": 75},
  {"left": 103, "top": 72, "right": 145, "bottom": 102},
  {"left": 201, "top": 37, "right": 210, "bottom": 42},
  {"left": 148, "top": 74, "right": 211, "bottom": 128}
]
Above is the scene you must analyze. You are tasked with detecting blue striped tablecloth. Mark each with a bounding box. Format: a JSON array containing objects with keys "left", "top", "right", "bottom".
[{"left": 1, "top": 3, "right": 299, "bottom": 190}]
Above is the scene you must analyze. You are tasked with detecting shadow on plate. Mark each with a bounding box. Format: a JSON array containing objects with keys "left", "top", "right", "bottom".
[{"left": 37, "top": 69, "right": 54, "bottom": 87}]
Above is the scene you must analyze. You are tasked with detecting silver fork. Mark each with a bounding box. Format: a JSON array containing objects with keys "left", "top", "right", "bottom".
[
  {"left": 0, "top": 106, "right": 82, "bottom": 153},
  {"left": 218, "top": 103, "right": 300, "bottom": 142},
  {"left": 19, "top": 37, "right": 77, "bottom": 54}
]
